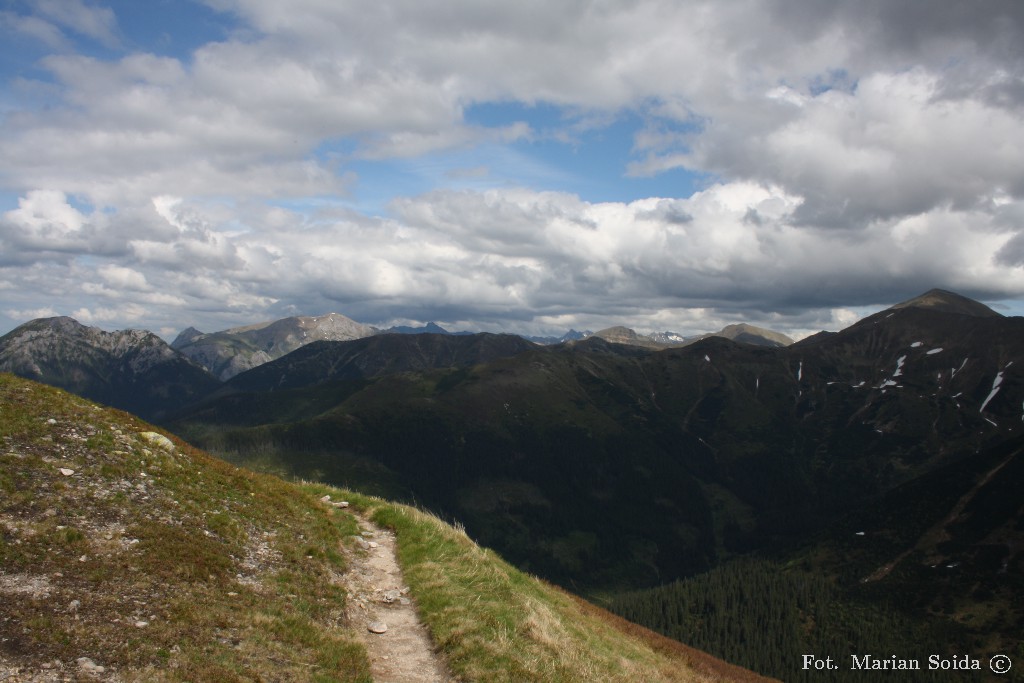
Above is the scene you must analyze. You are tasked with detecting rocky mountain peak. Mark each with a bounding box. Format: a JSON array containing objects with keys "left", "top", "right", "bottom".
[
  {"left": 386, "top": 321, "right": 453, "bottom": 335},
  {"left": 594, "top": 325, "right": 641, "bottom": 341},
  {"left": 0, "top": 316, "right": 218, "bottom": 420},
  {"left": 593, "top": 323, "right": 794, "bottom": 349},
  {"left": 32, "top": 315, "right": 81, "bottom": 332},
  {"left": 3, "top": 316, "right": 161, "bottom": 357},
  {"left": 171, "top": 326, "right": 205, "bottom": 348},
  {"left": 592, "top": 326, "right": 668, "bottom": 349},
  {"left": 173, "top": 312, "right": 378, "bottom": 380}
]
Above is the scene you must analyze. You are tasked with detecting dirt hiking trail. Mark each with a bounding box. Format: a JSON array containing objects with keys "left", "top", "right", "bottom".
[{"left": 343, "top": 511, "right": 456, "bottom": 683}]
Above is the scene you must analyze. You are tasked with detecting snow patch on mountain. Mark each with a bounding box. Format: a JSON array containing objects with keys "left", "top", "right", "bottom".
[{"left": 980, "top": 371, "right": 1005, "bottom": 413}]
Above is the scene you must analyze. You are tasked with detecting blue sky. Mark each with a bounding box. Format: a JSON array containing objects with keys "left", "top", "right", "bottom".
[
  {"left": 1, "top": 0, "right": 1023, "bottom": 339},
  {"left": 340, "top": 104, "right": 709, "bottom": 214}
]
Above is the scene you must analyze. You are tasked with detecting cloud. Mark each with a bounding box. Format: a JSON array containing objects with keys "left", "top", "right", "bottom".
[
  {"left": 81, "top": 185, "right": 1024, "bottom": 326},
  {"left": 5, "top": 189, "right": 84, "bottom": 232},
  {"left": 373, "top": 183, "right": 1024, "bottom": 325},
  {"left": 672, "top": 69, "right": 1024, "bottom": 229},
  {"left": 0, "top": 190, "right": 88, "bottom": 257},
  {"left": 3, "top": 305, "right": 60, "bottom": 321},
  {"left": 1, "top": 11, "right": 68, "bottom": 49},
  {"left": 6, "top": 0, "right": 1022, "bottom": 216},
  {"left": 2, "top": 180, "right": 1022, "bottom": 338},
  {"left": 35, "top": 0, "right": 119, "bottom": 48},
  {"left": 0, "top": 49, "right": 356, "bottom": 206},
  {"left": 97, "top": 264, "right": 148, "bottom": 291},
  {"left": 996, "top": 231, "right": 1024, "bottom": 267},
  {"left": 72, "top": 303, "right": 147, "bottom": 326}
]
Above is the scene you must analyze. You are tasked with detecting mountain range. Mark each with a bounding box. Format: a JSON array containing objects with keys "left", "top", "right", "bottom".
[
  {"left": 1, "top": 287, "right": 1021, "bottom": 681},
  {"left": 167, "top": 288, "right": 1022, "bottom": 578},
  {"left": 0, "top": 308, "right": 795, "bottom": 418}
]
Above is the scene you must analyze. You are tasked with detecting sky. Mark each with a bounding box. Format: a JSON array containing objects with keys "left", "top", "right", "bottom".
[{"left": 1, "top": 0, "right": 1023, "bottom": 341}]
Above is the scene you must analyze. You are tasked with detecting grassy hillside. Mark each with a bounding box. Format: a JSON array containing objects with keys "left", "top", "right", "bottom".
[
  {"left": 0, "top": 373, "right": 772, "bottom": 682},
  {"left": 0, "top": 373, "right": 371, "bottom": 681}
]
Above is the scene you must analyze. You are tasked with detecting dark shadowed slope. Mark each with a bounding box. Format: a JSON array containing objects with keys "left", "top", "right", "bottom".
[{"left": 223, "top": 331, "right": 537, "bottom": 392}]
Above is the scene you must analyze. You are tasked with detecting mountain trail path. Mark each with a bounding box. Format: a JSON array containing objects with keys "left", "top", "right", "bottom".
[{"left": 342, "top": 511, "right": 457, "bottom": 683}]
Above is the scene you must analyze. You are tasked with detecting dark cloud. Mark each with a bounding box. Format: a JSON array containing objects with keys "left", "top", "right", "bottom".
[
  {"left": 996, "top": 231, "right": 1024, "bottom": 267},
  {"left": 637, "top": 200, "right": 694, "bottom": 225},
  {"left": 765, "top": 0, "right": 1024, "bottom": 65}
]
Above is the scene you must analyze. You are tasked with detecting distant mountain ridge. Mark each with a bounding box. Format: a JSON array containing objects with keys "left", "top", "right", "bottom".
[
  {"left": 167, "top": 311, "right": 792, "bottom": 378},
  {"left": 221, "top": 332, "right": 538, "bottom": 393},
  {"left": 0, "top": 289, "right": 997, "bottom": 424},
  {"left": 172, "top": 312, "right": 378, "bottom": 380},
  {"left": 524, "top": 329, "right": 593, "bottom": 345},
  {"left": 592, "top": 322, "right": 794, "bottom": 349},
  {"left": 593, "top": 325, "right": 663, "bottom": 347},
  {"left": 713, "top": 323, "right": 793, "bottom": 347},
  {"left": 385, "top": 321, "right": 474, "bottom": 335}
]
